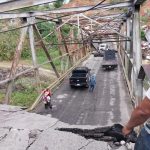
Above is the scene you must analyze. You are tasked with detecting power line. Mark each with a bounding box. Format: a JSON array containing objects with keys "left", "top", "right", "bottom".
[{"left": 0, "top": 0, "right": 107, "bottom": 33}]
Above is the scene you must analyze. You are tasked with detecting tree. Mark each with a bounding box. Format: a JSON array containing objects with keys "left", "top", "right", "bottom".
[{"left": 54, "top": 0, "right": 64, "bottom": 8}]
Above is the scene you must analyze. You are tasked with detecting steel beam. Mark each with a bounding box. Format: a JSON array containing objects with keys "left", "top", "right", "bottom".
[
  {"left": 0, "top": 1, "right": 132, "bottom": 18},
  {"left": 80, "top": 14, "right": 129, "bottom": 39},
  {"left": 0, "top": 13, "right": 30, "bottom": 19},
  {"left": 132, "top": 6, "right": 142, "bottom": 105},
  {"left": 126, "top": 17, "right": 131, "bottom": 53},
  {"left": 0, "top": 0, "right": 55, "bottom": 13},
  {"left": 95, "top": 13, "right": 125, "bottom": 20},
  {"left": 134, "top": 0, "right": 146, "bottom": 5},
  {"left": 0, "top": 0, "right": 13, "bottom": 4},
  {"left": 46, "top": 1, "right": 132, "bottom": 14},
  {"left": 5, "top": 26, "right": 28, "bottom": 103}
]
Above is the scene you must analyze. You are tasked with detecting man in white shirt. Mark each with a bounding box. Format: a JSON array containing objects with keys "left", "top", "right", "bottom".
[{"left": 122, "top": 88, "right": 150, "bottom": 149}]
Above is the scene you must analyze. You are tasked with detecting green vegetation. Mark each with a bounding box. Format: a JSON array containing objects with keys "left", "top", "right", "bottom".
[
  {"left": 0, "top": 30, "right": 19, "bottom": 60},
  {"left": 141, "top": 30, "right": 146, "bottom": 41},
  {"left": 0, "top": 92, "right": 5, "bottom": 104},
  {"left": 61, "top": 24, "right": 71, "bottom": 37},
  {"left": 0, "top": 0, "right": 75, "bottom": 107},
  {"left": 73, "top": 27, "right": 78, "bottom": 40},
  {"left": 11, "top": 87, "right": 38, "bottom": 107},
  {"left": 0, "top": 22, "right": 72, "bottom": 107},
  {"left": 0, "top": 29, "right": 31, "bottom": 61},
  {"left": 36, "top": 47, "right": 61, "bottom": 70},
  {"left": 10, "top": 76, "right": 53, "bottom": 107},
  {"left": 37, "top": 22, "right": 58, "bottom": 46},
  {"left": 141, "top": 16, "right": 149, "bottom": 24},
  {"left": 143, "top": 76, "right": 150, "bottom": 91},
  {"left": 110, "top": 0, "right": 124, "bottom": 3},
  {"left": 54, "top": 0, "right": 65, "bottom": 8}
]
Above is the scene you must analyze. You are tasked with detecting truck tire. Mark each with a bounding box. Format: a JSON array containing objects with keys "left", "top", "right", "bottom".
[
  {"left": 85, "top": 84, "right": 89, "bottom": 88},
  {"left": 70, "top": 85, "right": 74, "bottom": 88}
]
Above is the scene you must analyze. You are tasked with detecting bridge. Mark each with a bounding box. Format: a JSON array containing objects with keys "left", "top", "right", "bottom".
[{"left": 0, "top": 0, "right": 149, "bottom": 149}]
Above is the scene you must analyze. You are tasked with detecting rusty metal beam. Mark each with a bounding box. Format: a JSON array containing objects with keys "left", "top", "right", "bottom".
[
  {"left": 0, "top": 1, "right": 132, "bottom": 19},
  {"left": 33, "top": 24, "right": 60, "bottom": 78},
  {"left": 0, "top": 0, "right": 55, "bottom": 13},
  {"left": 80, "top": 14, "right": 129, "bottom": 39},
  {"left": 63, "top": 13, "right": 125, "bottom": 21},
  {"left": 5, "top": 26, "right": 28, "bottom": 104},
  {"left": 43, "top": 39, "right": 131, "bottom": 46},
  {"left": 46, "top": 1, "right": 132, "bottom": 14},
  {"left": 0, "top": 12, "right": 125, "bottom": 21}
]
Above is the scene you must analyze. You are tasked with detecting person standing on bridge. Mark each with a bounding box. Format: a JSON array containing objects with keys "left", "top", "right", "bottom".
[
  {"left": 122, "top": 88, "right": 150, "bottom": 150},
  {"left": 89, "top": 74, "right": 96, "bottom": 92}
]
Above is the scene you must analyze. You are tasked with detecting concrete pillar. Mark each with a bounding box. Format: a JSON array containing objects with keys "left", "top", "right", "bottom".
[
  {"left": 132, "top": 5, "right": 143, "bottom": 105},
  {"left": 28, "top": 17, "right": 41, "bottom": 93},
  {"left": 126, "top": 17, "right": 131, "bottom": 53}
]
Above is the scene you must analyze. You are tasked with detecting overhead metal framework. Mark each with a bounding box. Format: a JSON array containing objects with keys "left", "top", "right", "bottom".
[
  {"left": 0, "top": 0, "right": 147, "bottom": 106},
  {"left": 0, "top": 1, "right": 132, "bottom": 19},
  {"left": 0, "top": 0, "right": 55, "bottom": 13},
  {"left": 134, "top": 0, "right": 146, "bottom": 5}
]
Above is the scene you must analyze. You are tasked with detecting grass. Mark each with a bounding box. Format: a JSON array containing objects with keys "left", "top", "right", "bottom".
[
  {"left": 0, "top": 21, "right": 73, "bottom": 107},
  {"left": 7, "top": 47, "right": 62, "bottom": 107},
  {"left": 36, "top": 48, "right": 61, "bottom": 70},
  {"left": 143, "top": 76, "right": 150, "bottom": 90},
  {"left": 0, "top": 92, "right": 5, "bottom": 104},
  {"left": 9, "top": 75, "right": 56, "bottom": 107},
  {"left": 11, "top": 87, "right": 38, "bottom": 107},
  {"left": 0, "top": 46, "right": 71, "bottom": 107},
  {"left": 0, "top": 38, "right": 71, "bottom": 107}
]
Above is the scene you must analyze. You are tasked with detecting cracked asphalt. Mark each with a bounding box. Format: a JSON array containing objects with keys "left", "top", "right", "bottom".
[
  {"left": 0, "top": 55, "right": 134, "bottom": 150},
  {"left": 35, "top": 55, "right": 132, "bottom": 126}
]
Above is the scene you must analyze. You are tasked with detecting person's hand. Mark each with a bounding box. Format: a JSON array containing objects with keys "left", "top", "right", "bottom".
[{"left": 122, "top": 126, "right": 133, "bottom": 136}]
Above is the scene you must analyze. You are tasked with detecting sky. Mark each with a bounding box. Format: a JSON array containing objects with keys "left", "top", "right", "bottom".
[{"left": 64, "top": 0, "right": 70, "bottom": 3}]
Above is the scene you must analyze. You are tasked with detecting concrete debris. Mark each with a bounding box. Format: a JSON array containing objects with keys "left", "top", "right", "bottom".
[{"left": 0, "top": 104, "right": 134, "bottom": 150}]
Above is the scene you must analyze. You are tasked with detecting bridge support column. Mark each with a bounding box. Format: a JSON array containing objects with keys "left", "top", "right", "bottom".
[
  {"left": 124, "top": 17, "right": 132, "bottom": 93},
  {"left": 28, "top": 17, "right": 41, "bottom": 93},
  {"left": 126, "top": 17, "right": 131, "bottom": 53},
  {"left": 132, "top": 5, "right": 143, "bottom": 106}
]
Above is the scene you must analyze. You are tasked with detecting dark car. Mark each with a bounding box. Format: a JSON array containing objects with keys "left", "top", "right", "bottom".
[
  {"left": 93, "top": 51, "right": 104, "bottom": 57},
  {"left": 101, "top": 49, "right": 118, "bottom": 70},
  {"left": 69, "top": 67, "right": 90, "bottom": 88}
]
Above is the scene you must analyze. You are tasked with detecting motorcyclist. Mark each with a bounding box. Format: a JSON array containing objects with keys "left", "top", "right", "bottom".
[{"left": 42, "top": 89, "right": 52, "bottom": 109}]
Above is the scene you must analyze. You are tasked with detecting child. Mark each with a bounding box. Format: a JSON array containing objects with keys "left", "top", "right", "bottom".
[{"left": 42, "top": 89, "right": 52, "bottom": 109}]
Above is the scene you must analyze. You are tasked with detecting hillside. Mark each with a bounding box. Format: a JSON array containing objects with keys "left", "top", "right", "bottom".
[
  {"left": 141, "top": 0, "right": 150, "bottom": 26},
  {"left": 62, "top": 0, "right": 118, "bottom": 17}
]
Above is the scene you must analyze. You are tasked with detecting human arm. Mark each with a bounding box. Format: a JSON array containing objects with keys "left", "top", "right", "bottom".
[{"left": 122, "top": 96, "right": 150, "bottom": 136}]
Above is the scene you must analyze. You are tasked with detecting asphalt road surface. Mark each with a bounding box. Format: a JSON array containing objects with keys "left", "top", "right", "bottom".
[{"left": 34, "top": 55, "right": 132, "bottom": 127}]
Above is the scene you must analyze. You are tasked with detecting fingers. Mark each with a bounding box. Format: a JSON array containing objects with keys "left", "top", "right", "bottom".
[{"left": 122, "top": 126, "right": 132, "bottom": 136}]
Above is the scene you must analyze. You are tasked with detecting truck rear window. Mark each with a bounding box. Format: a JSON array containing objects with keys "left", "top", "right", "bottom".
[
  {"left": 72, "top": 70, "right": 87, "bottom": 74},
  {"left": 72, "top": 73, "right": 87, "bottom": 77}
]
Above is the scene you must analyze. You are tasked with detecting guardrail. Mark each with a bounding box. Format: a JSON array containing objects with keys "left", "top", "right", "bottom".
[{"left": 28, "top": 52, "right": 91, "bottom": 111}]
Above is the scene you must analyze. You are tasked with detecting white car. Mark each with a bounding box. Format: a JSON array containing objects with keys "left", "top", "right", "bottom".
[{"left": 99, "top": 44, "right": 108, "bottom": 51}]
